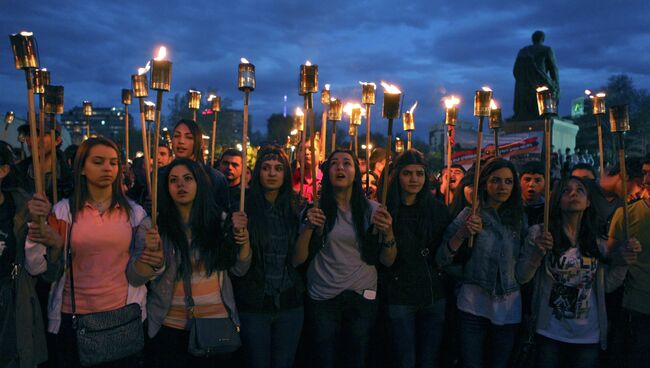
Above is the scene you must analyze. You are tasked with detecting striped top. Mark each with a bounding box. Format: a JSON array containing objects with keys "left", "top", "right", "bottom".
[{"left": 162, "top": 260, "right": 228, "bottom": 330}]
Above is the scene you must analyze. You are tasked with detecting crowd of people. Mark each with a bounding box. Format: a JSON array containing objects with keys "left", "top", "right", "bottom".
[{"left": 1, "top": 118, "right": 649, "bottom": 368}]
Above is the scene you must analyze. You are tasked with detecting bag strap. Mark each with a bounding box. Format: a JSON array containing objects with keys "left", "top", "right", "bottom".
[{"left": 65, "top": 222, "right": 78, "bottom": 323}]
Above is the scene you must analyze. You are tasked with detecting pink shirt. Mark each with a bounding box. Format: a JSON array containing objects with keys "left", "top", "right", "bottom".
[{"left": 61, "top": 203, "right": 132, "bottom": 314}]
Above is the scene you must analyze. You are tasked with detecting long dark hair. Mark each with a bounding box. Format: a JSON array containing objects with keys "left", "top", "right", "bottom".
[
  {"left": 158, "top": 158, "right": 233, "bottom": 277},
  {"left": 477, "top": 158, "right": 523, "bottom": 231},
  {"left": 173, "top": 119, "right": 205, "bottom": 163},
  {"left": 449, "top": 170, "right": 474, "bottom": 219},
  {"left": 70, "top": 137, "right": 131, "bottom": 221},
  {"left": 246, "top": 145, "right": 300, "bottom": 243},
  {"left": 549, "top": 176, "right": 603, "bottom": 259},
  {"left": 386, "top": 149, "right": 438, "bottom": 239},
  {"left": 320, "top": 149, "right": 370, "bottom": 241}
]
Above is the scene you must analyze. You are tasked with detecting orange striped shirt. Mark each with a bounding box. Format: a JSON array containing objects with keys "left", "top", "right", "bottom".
[{"left": 162, "top": 261, "right": 228, "bottom": 330}]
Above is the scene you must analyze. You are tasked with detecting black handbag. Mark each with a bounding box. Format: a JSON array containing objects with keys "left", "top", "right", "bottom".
[
  {"left": 182, "top": 270, "right": 241, "bottom": 356},
  {"left": 67, "top": 230, "right": 144, "bottom": 367}
]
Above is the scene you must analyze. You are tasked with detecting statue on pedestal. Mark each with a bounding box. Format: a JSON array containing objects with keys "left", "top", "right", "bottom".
[{"left": 513, "top": 31, "right": 559, "bottom": 121}]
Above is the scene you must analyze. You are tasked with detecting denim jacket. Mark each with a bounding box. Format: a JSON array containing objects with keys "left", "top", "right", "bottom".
[{"left": 437, "top": 207, "right": 526, "bottom": 296}]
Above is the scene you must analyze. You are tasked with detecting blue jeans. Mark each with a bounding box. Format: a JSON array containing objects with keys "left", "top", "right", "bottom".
[
  {"left": 238, "top": 307, "right": 304, "bottom": 368},
  {"left": 388, "top": 299, "right": 446, "bottom": 368},
  {"left": 458, "top": 310, "right": 518, "bottom": 368},
  {"left": 535, "top": 334, "right": 600, "bottom": 368},
  {"left": 308, "top": 291, "right": 378, "bottom": 368}
]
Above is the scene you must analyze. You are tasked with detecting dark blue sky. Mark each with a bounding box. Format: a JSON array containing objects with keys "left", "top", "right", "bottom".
[{"left": 2, "top": 0, "right": 649, "bottom": 139}]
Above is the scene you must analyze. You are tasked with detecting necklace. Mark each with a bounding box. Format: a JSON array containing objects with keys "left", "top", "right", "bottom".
[{"left": 89, "top": 198, "right": 111, "bottom": 213}]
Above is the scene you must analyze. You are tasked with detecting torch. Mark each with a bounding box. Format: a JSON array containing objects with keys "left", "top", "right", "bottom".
[
  {"left": 610, "top": 105, "right": 631, "bottom": 240},
  {"left": 238, "top": 57, "right": 255, "bottom": 211},
  {"left": 299, "top": 60, "right": 319, "bottom": 206},
  {"left": 380, "top": 81, "right": 402, "bottom": 206},
  {"left": 489, "top": 100, "right": 502, "bottom": 157},
  {"left": 536, "top": 85, "right": 557, "bottom": 233},
  {"left": 320, "top": 84, "right": 330, "bottom": 158},
  {"left": 444, "top": 96, "right": 460, "bottom": 206},
  {"left": 3, "top": 111, "right": 14, "bottom": 140},
  {"left": 468, "top": 86, "right": 492, "bottom": 248},
  {"left": 162, "top": 127, "right": 173, "bottom": 153},
  {"left": 122, "top": 89, "right": 132, "bottom": 166},
  {"left": 360, "top": 81, "right": 376, "bottom": 195},
  {"left": 10, "top": 31, "right": 44, "bottom": 206},
  {"left": 144, "top": 101, "right": 156, "bottom": 165},
  {"left": 590, "top": 91, "right": 607, "bottom": 179},
  {"left": 395, "top": 138, "right": 404, "bottom": 154},
  {"left": 188, "top": 89, "right": 201, "bottom": 121},
  {"left": 33, "top": 68, "right": 50, "bottom": 170},
  {"left": 132, "top": 62, "right": 152, "bottom": 200},
  {"left": 208, "top": 94, "right": 221, "bottom": 166},
  {"left": 344, "top": 103, "right": 364, "bottom": 156},
  {"left": 402, "top": 101, "right": 417, "bottom": 150},
  {"left": 295, "top": 107, "right": 306, "bottom": 198},
  {"left": 149, "top": 46, "right": 172, "bottom": 226},
  {"left": 328, "top": 98, "right": 343, "bottom": 151},
  {"left": 82, "top": 101, "right": 93, "bottom": 138},
  {"left": 44, "top": 85, "right": 64, "bottom": 203}
]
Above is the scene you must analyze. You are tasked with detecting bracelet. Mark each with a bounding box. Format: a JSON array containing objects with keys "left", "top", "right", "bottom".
[
  {"left": 382, "top": 239, "right": 397, "bottom": 249},
  {"left": 446, "top": 242, "right": 458, "bottom": 255}
]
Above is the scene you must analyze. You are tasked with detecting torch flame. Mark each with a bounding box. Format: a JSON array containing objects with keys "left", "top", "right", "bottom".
[
  {"left": 596, "top": 92, "right": 606, "bottom": 98},
  {"left": 144, "top": 101, "right": 155, "bottom": 107},
  {"left": 585, "top": 89, "right": 592, "bottom": 96},
  {"left": 443, "top": 96, "right": 460, "bottom": 109},
  {"left": 536, "top": 86, "right": 549, "bottom": 92},
  {"left": 490, "top": 99, "right": 498, "bottom": 109},
  {"left": 41, "top": 68, "right": 47, "bottom": 72},
  {"left": 325, "top": 84, "right": 331, "bottom": 91},
  {"left": 290, "top": 129, "right": 298, "bottom": 136},
  {"left": 482, "top": 86, "right": 492, "bottom": 92},
  {"left": 19, "top": 31, "right": 33, "bottom": 36},
  {"left": 359, "top": 81, "right": 377, "bottom": 89},
  {"left": 240, "top": 57, "right": 250, "bottom": 64},
  {"left": 305, "top": 60, "right": 312, "bottom": 66},
  {"left": 154, "top": 46, "right": 167, "bottom": 61},
  {"left": 408, "top": 101, "right": 418, "bottom": 114},
  {"left": 381, "top": 81, "right": 401, "bottom": 94},
  {"left": 343, "top": 102, "right": 366, "bottom": 116},
  {"left": 137, "top": 61, "right": 151, "bottom": 75},
  {"left": 189, "top": 89, "right": 200, "bottom": 93},
  {"left": 207, "top": 94, "right": 217, "bottom": 101},
  {"left": 295, "top": 107, "right": 304, "bottom": 116}
]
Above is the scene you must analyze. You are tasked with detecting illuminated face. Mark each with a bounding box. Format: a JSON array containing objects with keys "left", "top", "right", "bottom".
[
  {"left": 486, "top": 167, "right": 514, "bottom": 207},
  {"left": 441, "top": 167, "right": 465, "bottom": 191},
  {"left": 82, "top": 145, "right": 119, "bottom": 189},
  {"left": 328, "top": 152, "right": 356, "bottom": 189},
  {"left": 298, "top": 140, "right": 319, "bottom": 167},
  {"left": 219, "top": 155, "right": 243, "bottom": 187},
  {"left": 399, "top": 164, "right": 426, "bottom": 196},
  {"left": 520, "top": 173, "right": 545, "bottom": 203},
  {"left": 259, "top": 159, "right": 284, "bottom": 191},
  {"left": 361, "top": 172, "right": 377, "bottom": 197},
  {"left": 157, "top": 146, "right": 173, "bottom": 167},
  {"left": 560, "top": 179, "right": 590, "bottom": 213},
  {"left": 25, "top": 132, "right": 58, "bottom": 155},
  {"left": 172, "top": 123, "right": 194, "bottom": 159},
  {"left": 168, "top": 164, "right": 197, "bottom": 207}
]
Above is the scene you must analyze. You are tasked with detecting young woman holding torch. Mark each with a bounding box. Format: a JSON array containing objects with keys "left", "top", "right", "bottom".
[
  {"left": 24, "top": 137, "right": 150, "bottom": 367},
  {"left": 139, "top": 158, "right": 251, "bottom": 367},
  {"left": 231, "top": 146, "right": 305, "bottom": 368},
  {"left": 383, "top": 149, "right": 451, "bottom": 367},
  {"left": 436, "top": 158, "right": 527, "bottom": 368},
  {"left": 294, "top": 149, "right": 395, "bottom": 368}
]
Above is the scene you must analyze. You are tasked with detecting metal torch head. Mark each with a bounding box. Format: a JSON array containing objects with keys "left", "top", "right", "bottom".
[
  {"left": 536, "top": 86, "right": 557, "bottom": 116},
  {"left": 82, "top": 101, "right": 93, "bottom": 117},
  {"left": 351, "top": 107, "right": 362, "bottom": 126},
  {"left": 188, "top": 90, "right": 201, "bottom": 110},
  {"left": 489, "top": 108, "right": 503, "bottom": 129},
  {"left": 150, "top": 59, "right": 172, "bottom": 91},
  {"left": 328, "top": 99, "right": 343, "bottom": 121},
  {"left": 609, "top": 105, "right": 630, "bottom": 133},
  {"left": 144, "top": 101, "right": 156, "bottom": 122},
  {"left": 348, "top": 123, "right": 357, "bottom": 137},
  {"left": 122, "top": 89, "right": 132, "bottom": 105},
  {"left": 321, "top": 87, "right": 331, "bottom": 105},
  {"left": 238, "top": 59, "right": 256, "bottom": 91},
  {"left": 209, "top": 95, "right": 221, "bottom": 112},
  {"left": 131, "top": 74, "right": 149, "bottom": 98},
  {"left": 592, "top": 92, "right": 606, "bottom": 115},
  {"left": 473, "top": 88, "right": 492, "bottom": 117},
  {"left": 9, "top": 31, "right": 39, "bottom": 69},
  {"left": 402, "top": 112, "right": 414, "bottom": 131},
  {"left": 294, "top": 108, "right": 305, "bottom": 132},
  {"left": 44, "top": 85, "right": 64, "bottom": 115},
  {"left": 395, "top": 138, "right": 404, "bottom": 154},
  {"left": 33, "top": 68, "right": 50, "bottom": 94},
  {"left": 361, "top": 82, "right": 377, "bottom": 105},
  {"left": 299, "top": 63, "right": 318, "bottom": 95},
  {"left": 5, "top": 111, "right": 15, "bottom": 125}
]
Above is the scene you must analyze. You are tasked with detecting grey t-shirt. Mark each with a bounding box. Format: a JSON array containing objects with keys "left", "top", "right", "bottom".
[{"left": 307, "top": 200, "right": 380, "bottom": 301}]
